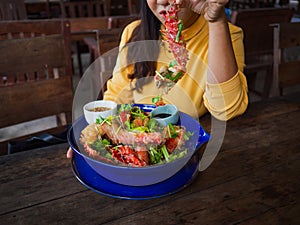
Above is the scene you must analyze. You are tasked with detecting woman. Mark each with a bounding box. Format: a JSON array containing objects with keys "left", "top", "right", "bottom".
[
  {"left": 103, "top": 0, "right": 248, "bottom": 120},
  {"left": 67, "top": 0, "right": 248, "bottom": 158}
]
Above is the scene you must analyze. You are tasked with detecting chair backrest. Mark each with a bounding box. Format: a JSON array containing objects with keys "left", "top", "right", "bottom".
[
  {"left": 60, "top": 0, "right": 107, "bottom": 18},
  {"left": 108, "top": 15, "right": 139, "bottom": 29},
  {"left": 92, "top": 28, "right": 122, "bottom": 100},
  {"left": 271, "top": 22, "right": 300, "bottom": 96},
  {"left": 0, "top": 19, "right": 73, "bottom": 128},
  {"left": 231, "top": 8, "right": 294, "bottom": 57},
  {"left": 69, "top": 17, "right": 109, "bottom": 33},
  {"left": 96, "top": 28, "right": 122, "bottom": 55},
  {"left": 127, "top": 0, "right": 141, "bottom": 15},
  {"left": 230, "top": 0, "right": 276, "bottom": 10},
  {"left": 0, "top": 0, "right": 27, "bottom": 20},
  {"left": 105, "top": 0, "right": 131, "bottom": 16}
]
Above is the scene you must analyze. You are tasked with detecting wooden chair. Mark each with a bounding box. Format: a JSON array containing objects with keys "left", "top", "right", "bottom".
[
  {"left": 108, "top": 14, "right": 140, "bottom": 29},
  {"left": 83, "top": 14, "right": 139, "bottom": 98},
  {"left": 0, "top": 0, "right": 27, "bottom": 20},
  {"left": 82, "top": 28, "right": 122, "bottom": 100},
  {"left": 231, "top": 7, "right": 294, "bottom": 98},
  {"left": 83, "top": 15, "right": 138, "bottom": 61},
  {"left": 83, "top": 28, "right": 121, "bottom": 69},
  {"left": 127, "top": 0, "right": 141, "bottom": 15},
  {"left": 0, "top": 19, "right": 73, "bottom": 154},
  {"left": 60, "top": 0, "right": 108, "bottom": 76},
  {"left": 69, "top": 17, "right": 109, "bottom": 32},
  {"left": 271, "top": 22, "right": 300, "bottom": 96},
  {"left": 105, "top": 0, "right": 130, "bottom": 16},
  {"left": 230, "top": 0, "right": 276, "bottom": 10},
  {"left": 59, "top": 0, "right": 107, "bottom": 18},
  {"left": 69, "top": 17, "right": 109, "bottom": 68}
]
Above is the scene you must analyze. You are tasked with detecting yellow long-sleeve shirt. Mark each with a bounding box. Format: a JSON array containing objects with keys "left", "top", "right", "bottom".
[{"left": 103, "top": 15, "right": 248, "bottom": 121}]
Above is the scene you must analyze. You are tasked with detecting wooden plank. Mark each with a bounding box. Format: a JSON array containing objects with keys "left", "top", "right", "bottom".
[
  {"left": 0, "top": 76, "right": 73, "bottom": 127},
  {"left": 97, "top": 28, "right": 122, "bottom": 55},
  {"left": 279, "top": 61, "right": 300, "bottom": 87},
  {"left": 272, "top": 22, "right": 300, "bottom": 96},
  {"left": 69, "top": 17, "right": 109, "bottom": 32},
  {"left": 279, "top": 22, "right": 300, "bottom": 48},
  {"left": 0, "top": 19, "right": 65, "bottom": 36},
  {"left": 60, "top": 1, "right": 106, "bottom": 18},
  {"left": 231, "top": 8, "right": 293, "bottom": 54},
  {"left": 108, "top": 15, "right": 139, "bottom": 29},
  {"left": 0, "top": 35, "right": 65, "bottom": 74},
  {"left": 108, "top": 158, "right": 300, "bottom": 225},
  {"left": 0, "top": 143, "right": 87, "bottom": 215}
]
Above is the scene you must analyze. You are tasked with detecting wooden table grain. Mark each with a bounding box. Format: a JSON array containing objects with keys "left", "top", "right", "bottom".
[{"left": 0, "top": 97, "right": 299, "bottom": 225}]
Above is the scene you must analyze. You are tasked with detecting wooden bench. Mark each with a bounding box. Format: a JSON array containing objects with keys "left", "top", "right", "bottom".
[
  {"left": 0, "top": 0, "right": 27, "bottom": 20},
  {"left": 59, "top": 0, "right": 107, "bottom": 18},
  {"left": 271, "top": 22, "right": 300, "bottom": 96},
  {"left": 231, "top": 7, "right": 294, "bottom": 98},
  {"left": 0, "top": 19, "right": 73, "bottom": 154}
]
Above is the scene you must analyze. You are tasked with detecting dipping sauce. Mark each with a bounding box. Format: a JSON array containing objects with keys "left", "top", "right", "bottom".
[
  {"left": 89, "top": 107, "right": 111, "bottom": 112},
  {"left": 153, "top": 113, "right": 171, "bottom": 118}
]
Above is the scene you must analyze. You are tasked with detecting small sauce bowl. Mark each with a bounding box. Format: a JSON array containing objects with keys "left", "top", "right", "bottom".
[
  {"left": 151, "top": 104, "right": 179, "bottom": 126},
  {"left": 83, "top": 100, "right": 117, "bottom": 124}
]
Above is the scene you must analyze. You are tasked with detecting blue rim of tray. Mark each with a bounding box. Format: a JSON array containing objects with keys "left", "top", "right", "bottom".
[{"left": 71, "top": 158, "right": 199, "bottom": 200}]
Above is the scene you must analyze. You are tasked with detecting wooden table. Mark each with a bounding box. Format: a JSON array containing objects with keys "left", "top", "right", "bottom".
[{"left": 0, "top": 97, "right": 299, "bottom": 224}]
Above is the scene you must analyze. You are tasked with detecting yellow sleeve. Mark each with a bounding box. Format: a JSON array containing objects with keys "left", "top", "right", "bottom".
[{"left": 203, "top": 23, "right": 248, "bottom": 121}]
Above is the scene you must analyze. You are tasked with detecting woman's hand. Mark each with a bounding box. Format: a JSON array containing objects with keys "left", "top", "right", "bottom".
[
  {"left": 175, "top": 0, "right": 228, "bottom": 22},
  {"left": 67, "top": 147, "right": 73, "bottom": 158}
]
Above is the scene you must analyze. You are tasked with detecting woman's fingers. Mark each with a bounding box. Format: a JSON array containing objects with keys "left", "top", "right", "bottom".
[
  {"left": 175, "top": 0, "right": 228, "bottom": 21},
  {"left": 67, "top": 147, "right": 73, "bottom": 158}
]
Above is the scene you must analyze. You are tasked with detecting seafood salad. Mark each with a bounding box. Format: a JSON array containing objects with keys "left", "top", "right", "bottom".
[
  {"left": 154, "top": 0, "right": 189, "bottom": 93},
  {"left": 80, "top": 104, "right": 194, "bottom": 167}
]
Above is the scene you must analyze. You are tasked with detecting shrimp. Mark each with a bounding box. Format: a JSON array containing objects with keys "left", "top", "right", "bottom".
[{"left": 80, "top": 124, "right": 103, "bottom": 144}]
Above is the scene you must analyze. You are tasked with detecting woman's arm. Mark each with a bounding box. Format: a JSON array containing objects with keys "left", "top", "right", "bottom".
[
  {"left": 207, "top": 11, "right": 238, "bottom": 83},
  {"left": 176, "top": 0, "right": 237, "bottom": 84}
]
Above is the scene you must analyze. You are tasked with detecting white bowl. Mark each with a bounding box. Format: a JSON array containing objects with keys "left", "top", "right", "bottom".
[{"left": 83, "top": 100, "right": 117, "bottom": 124}]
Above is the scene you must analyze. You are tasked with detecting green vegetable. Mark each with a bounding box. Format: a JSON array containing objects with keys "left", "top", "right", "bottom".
[
  {"left": 161, "top": 145, "right": 170, "bottom": 162},
  {"left": 175, "top": 22, "right": 184, "bottom": 43},
  {"left": 149, "top": 146, "right": 163, "bottom": 164},
  {"left": 96, "top": 115, "right": 112, "bottom": 125},
  {"left": 91, "top": 139, "right": 111, "bottom": 156},
  {"left": 95, "top": 116, "right": 105, "bottom": 124},
  {"left": 169, "top": 60, "right": 178, "bottom": 68},
  {"left": 171, "top": 71, "right": 183, "bottom": 82},
  {"left": 167, "top": 124, "right": 178, "bottom": 138},
  {"left": 148, "top": 119, "right": 158, "bottom": 132},
  {"left": 184, "top": 131, "right": 193, "bottom": 140},
  {"left": 118, "top": 104, "right": 131, "bottom": 114},
  {"left": 152, "top": 95, "right": 162, "bottom": 104}
]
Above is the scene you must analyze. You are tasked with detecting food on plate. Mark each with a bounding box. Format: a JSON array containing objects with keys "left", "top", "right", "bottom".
[
  {"left": 154, "top": 0, "right": 189, "bottom": 92},
  {"left": 80, "top": 104, "right": 193, "bottom": 167},
  {"left": 152, "top": 95, "right": 166, "bottom": 107},
  {"left": 88, "top": 106, "right": 111, "bottom": 112}
]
